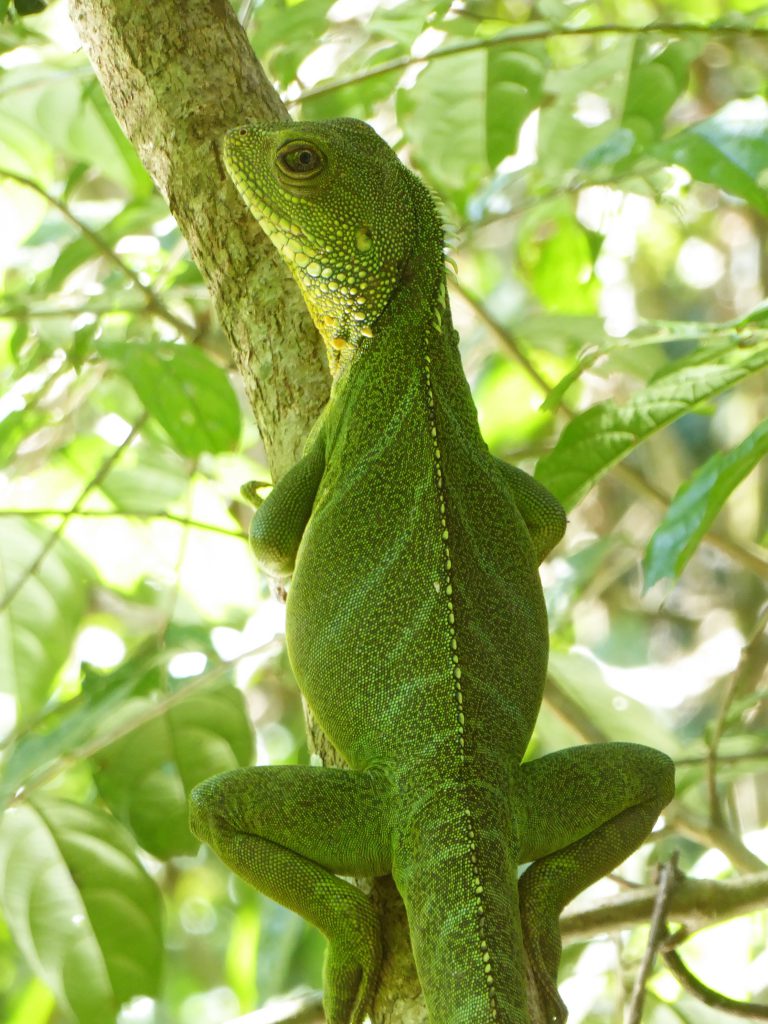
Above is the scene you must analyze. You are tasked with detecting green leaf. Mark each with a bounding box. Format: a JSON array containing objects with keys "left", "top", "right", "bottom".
[
  {"left": 301, "top": 4, "right": 430, "bottom": 121},
  {"left": 254, "top": 0, "right": 336, "bottom": 89},
  {"left": 733, "top": 297, "right": 768, "bottom": 327},
  {"left": 397, "top": 40, "right": 545, "bottom": 205},
  {"left": 0, "top": 518, "right": 91, "bottom": 718},
  {"left": 70, "top": 321, "right": 98, "bottom": 370},
  {"left": 0, "top": 407, "right": 47, "bottom": 467},
  {"left": 485, "top": 44, "right": 545, "bottom": 167},
  {"left": 397, "top": 51, "right": 488, "bottom": 203},
  {"left": 98, "top": 437, "right": 189, "bottom": 514},
  {"left": 654, "top": 98, "right": 768, "bottom": 216},
  {"left": 79, "top": 83, "right": 153, "bottom": 198},
  {"left": 0, "top": 797, "right": 162, "bottom": 1023},
  {"left": 644, "top": 419, "right": 768, "bottom": 587},
  {"left": 0, "top": 96, "right": 56, "bottom": 180},
  {"left": 517, "top": 200, "right": 599, "bottom": 315},
  {"left": 0, "top": 66, "right": 150, "bottom": 194},
  {"left": 514, "top": 313, "right": 609, "bottom": 351},
  {"left": 0, "top": 24, "right": 41, "bottom": 56},
  {"left": 621, "top": 39, "right": 695, "bottom": 147},
  {"left": 537, "top": 37, "right": 634, "bottom": 184},
  {"left": 475, "top": 352, "right": 560, "bottom": 448},
  {"left": 13, "top": 0, "right": 46, "bottom": 14},
  {"left": 0, "top": 644, "right": 163, "bottom": 808},
  {"left": 300, "top": 50, "right": 403, "bottom": 122},
  {"left": 579, "top": 128, "right": 636, "bottom": 172},
  {"left": 98, "top": 341, "right": 241, "bottom": 457},
  {"left": 92, "top": 685, "right": 253, "bottom": 859},
  {"left": 5, "top": 977, "right": 56, "bottom": 1024},
  {"left": 535, "top": 340, "right": 768, "bottom": 509}
]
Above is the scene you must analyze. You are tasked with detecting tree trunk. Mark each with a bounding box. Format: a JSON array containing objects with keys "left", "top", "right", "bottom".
[
  {"left": 69, "top": 0, "right": 327, "bottom": 477},
  {"left": 67, "top": 0, "right": 427, "bottom": 1020}
]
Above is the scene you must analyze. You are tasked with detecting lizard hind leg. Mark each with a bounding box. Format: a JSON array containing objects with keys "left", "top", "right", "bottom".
[
  {"left": 514, "top": 743, "right": 674, "bottom": 1023},
  {"left": 189, "top": 764, "right": 393, "bottom": 1024}
]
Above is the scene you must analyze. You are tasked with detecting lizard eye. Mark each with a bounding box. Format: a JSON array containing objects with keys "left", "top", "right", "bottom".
[{"left": 277, "top": 142, "right": 324, "bottom": 179}]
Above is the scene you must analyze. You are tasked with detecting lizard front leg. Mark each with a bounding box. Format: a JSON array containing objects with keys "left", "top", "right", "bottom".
[
  {"left": 189, "top": 765, "right": 393, "bottom": 1024},
  {"left": 494, "top": 458, "right": 566, "bottom": 564},
  {"left": 244, "top": 434, "right": 326, "bottom": 578},
  {"left": 514, "top": 743, "right": 675, "bottom": 1022}
]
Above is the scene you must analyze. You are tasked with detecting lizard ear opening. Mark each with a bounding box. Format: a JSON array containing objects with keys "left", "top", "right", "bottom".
[{"left": 355, "top": 226, "right": 373, "bottom": 252}]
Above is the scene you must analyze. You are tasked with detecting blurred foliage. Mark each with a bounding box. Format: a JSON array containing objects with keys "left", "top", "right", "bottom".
[{"left": 0, "top": 0, "right": 767, "bottom": 1022}]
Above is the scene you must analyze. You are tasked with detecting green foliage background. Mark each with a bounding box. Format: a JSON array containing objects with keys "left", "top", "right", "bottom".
[{"left": 0, "top": 0, "right": 767, "bottom": 1022}]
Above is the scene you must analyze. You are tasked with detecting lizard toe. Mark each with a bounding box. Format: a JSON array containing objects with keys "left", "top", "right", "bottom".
[
  {"left": 519, "top": 894, "right": 568, "bottom": 1024},
  {"left": 322, "top": 907, "right": 382, "bottom": 1024}
]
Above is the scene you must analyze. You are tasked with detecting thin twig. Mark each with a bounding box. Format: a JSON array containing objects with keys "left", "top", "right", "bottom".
[
  {"left": 612, "top": 464, "right": 768, "bottom": 579},
  {"left": 1, "top": 507, "right": 246, "bottom": 538},
  {"left": 3, "top": 355, "right": 70, "bottom": 421},
  {"left": 469, "top": 164, "right": 660, "bottom": 233},
  {"left": 619, "top": 854, "right": 768, "bottom": 1021},
  {"left": 544, "top": 674, "right": 610, "bottom": 745},
  {"left": 0, "top": 415, "right": 147, "bottom": 613},
  {"left": 155, "top": 456, "right": 200, "bottom": 643},
  {"left": 708, "top": 601, "right": 768, "bottom": 826},
  {"left": 676, "top": 749, "right": 768, "bottom": 766},
  {"left": 662, "top": 943, "right": 768, "bottom": 1019},
  {"left": 0, "top": 302, "right": 157, "bottom": 320},
  {"left": 0, "top": 637, "right": 167, "bottom": 754},
  {"left": 453, "top": 280, "right": 550, "bottom": 395},
  {"left": 0, "top": 167, "right": 196, "bottom": 342},
  {"left": 561, "top": 868, "right": 768, "bottom": 941},
  {"left": 625, "top": 853, "right": 680, "bottom": 1024},
  {"left": 296, "top": 20, "right": 768, "bottom": 103},
  {"left": 667, "top": 808, "right": 766, "bottom": 875}
]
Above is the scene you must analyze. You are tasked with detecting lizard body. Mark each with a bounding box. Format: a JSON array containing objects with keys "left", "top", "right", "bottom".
[{"left": 190, "top": 118, "right": 674, "bottom": 1024}]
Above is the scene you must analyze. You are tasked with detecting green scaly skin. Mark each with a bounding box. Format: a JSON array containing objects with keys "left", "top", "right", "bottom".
[{"left": 190, "top": 118, "right": 675, "bottom": 1024}]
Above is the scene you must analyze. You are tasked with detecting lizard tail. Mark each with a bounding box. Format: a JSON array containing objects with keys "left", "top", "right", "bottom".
[{"left": 393, "top": 782, "right": 529, "bottom": 1024}]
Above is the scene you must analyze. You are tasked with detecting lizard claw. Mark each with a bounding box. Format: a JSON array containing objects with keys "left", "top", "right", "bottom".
[
  {"left": 524, "top": 948, "right": 569, "bottom": 1024},
  {"left": 240, "top": 479, "right": 270, "bottom": 509}
]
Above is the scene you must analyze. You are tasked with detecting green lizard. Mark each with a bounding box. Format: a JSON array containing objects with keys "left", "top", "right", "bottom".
[{"left": 190, "top": 118, "right": 674, "bottom": 1024}]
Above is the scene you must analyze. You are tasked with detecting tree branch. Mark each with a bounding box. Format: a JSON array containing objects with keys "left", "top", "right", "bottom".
[
  {"left": 224, "top": 869, "right": 768, "bottom": 1024},
  {"left": 708, "top": 602, "right": 768, "bottom": 827},
  {"left": 1, "top": 507, "right": 245, "bottom": 538},
  {"left": 561, "top": 868, "right": 768, "bottom": 941},
  {"left": 662, "top": 942, "right": 768, "bottom": 1019}
]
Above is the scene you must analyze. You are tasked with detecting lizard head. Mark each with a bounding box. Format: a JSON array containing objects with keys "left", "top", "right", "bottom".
[{"left": 223, "top": 118, "right": 426, "bottom": 369}]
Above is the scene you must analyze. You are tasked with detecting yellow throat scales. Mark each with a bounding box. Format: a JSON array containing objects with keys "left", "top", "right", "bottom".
[{"left": 223, "top": 119, "right": 418, "bottom": 373}]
